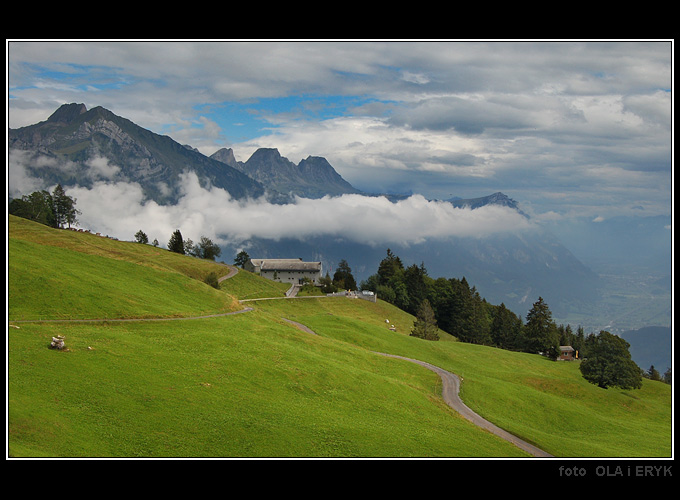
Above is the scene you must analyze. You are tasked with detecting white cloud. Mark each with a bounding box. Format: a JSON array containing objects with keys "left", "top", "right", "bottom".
[
  {"left": 68, "top": 171, "right": 535, "bottom": 248},
  {"left": 8, "top": 150, "right": 49, "bottom": 197},
  {"left": 85, "top": 156, "right": 121, "bottom": 180}
]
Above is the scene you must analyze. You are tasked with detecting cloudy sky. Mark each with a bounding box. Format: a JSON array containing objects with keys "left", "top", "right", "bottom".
[{"left": 7, "top": 40, "right": 673, "bottom": 241}]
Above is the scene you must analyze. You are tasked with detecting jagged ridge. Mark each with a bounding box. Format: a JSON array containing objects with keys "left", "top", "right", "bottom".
[
  {"left": 9, "top": 103, "right": 266, "bottom": 203},
  {"left": 211, "top": 147, "right": 360, "bottom": 199}
]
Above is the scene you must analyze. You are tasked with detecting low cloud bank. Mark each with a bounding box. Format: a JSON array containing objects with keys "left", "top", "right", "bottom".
[
  {"left": 66, "top": 172, "right": 534, "bottom": 247},
  {"left": 9, "top": 158, "right": 534, "bottom": 248}
]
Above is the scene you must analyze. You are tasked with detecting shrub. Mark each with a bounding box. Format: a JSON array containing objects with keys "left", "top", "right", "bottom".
[{"left": 204, "top": 272, "right": 220, "bottom": 289}]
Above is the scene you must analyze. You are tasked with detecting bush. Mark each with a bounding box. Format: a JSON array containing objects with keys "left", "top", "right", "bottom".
[{"left": 204, "top": 272, "right": 220, "bottom": 289}]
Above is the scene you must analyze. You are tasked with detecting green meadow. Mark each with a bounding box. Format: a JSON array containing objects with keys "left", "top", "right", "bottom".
[{"left": 7, "top": 215, "right": 672, "bottom": 458}]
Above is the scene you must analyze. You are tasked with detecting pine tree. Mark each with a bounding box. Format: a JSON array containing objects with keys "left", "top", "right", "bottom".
[
  {"left": 410, "top": 299, "right": 439, "bottom": 341},
  {"left": 448, "top": 277, "right": 474, "bottom": 342},
  {"left": 490, "top": 303, "right": 523, "bottom": 350},
  {"left": 647, "top": 365, "right": 661, "bottom": 381},
  {"left": 168, "top": 229, "right": 185, "bottom": 254},
  {"left": 333, "top": 259, "right": 357, "bottom": 291},
  {"left": 524, "top": 297, "right": 560, "bottom": 358},
  {"left": 377, "top": 249, "right": 404, "bottom": 285},
  {"left": 404, "top": 262, "right": 429, "bottom": 316}
]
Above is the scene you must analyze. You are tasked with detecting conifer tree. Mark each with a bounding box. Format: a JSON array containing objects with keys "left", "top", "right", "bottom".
[
  {"left": 404, "top": 262, "right": 429, "bottom": 316},
  {"left": 168, "top": 229, "right": 185, "bottom": 254},
  {"left": 377, "top": 249, "right": 404, "bottom": 285},
  {"left": 647, "top": 365, "right": 661, "bottom": 381},
  {"left": 490, "top": 303, "right": 523, "bottom": 350},
  {"left": 410, "top": 299, "right": 439, "bottom": 341},
  {"left": 333, "top": 259, "right": 357, "bottom": 291},
  {"left": 524, "top": 297, "right": 560, "bottom": 358}
]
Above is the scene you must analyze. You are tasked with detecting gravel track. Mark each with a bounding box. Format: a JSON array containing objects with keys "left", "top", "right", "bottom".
[{"left": 375, "top": 353, "right": 554, "bottom": 458}]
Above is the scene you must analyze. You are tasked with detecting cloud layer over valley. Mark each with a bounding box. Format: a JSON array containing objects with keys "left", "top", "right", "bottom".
[{"left": 9, "top": 152, "right": 533, "bottom": 249}]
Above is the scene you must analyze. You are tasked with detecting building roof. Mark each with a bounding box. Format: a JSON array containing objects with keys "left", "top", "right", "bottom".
[{"left": 251, "top": 258, "right": 321, "bottom": 272}]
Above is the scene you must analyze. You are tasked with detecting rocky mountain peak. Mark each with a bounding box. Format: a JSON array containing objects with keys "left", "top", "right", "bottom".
[
  {"left": 9, "top": 103, "right": 266, "bottom": 203},
  {"left": 486, "top": 192, "right": 518, "bottom": 207},
  {"left": 449, "top": 191, "right": 522, "bottom": 212},
  {"left": 47, "top": 103, "right": 88, "bottom": 123},
  {"left": 209, "top": 147, "right": 359, "bottom": 199},
  {"left": 246, "top": 147, "right": 289, "bottom": 164},
  {"left": 211, "top": 147, "right": 240, "bottom": 169}
]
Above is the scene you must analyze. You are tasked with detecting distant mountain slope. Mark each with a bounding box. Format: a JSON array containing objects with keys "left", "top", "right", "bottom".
[
  {"left": 9, "top": 103, "right": 265, "bottom": 203},
  {"left": 211, "top": 147, "right": 361, "bottom": 198},
  {"left": 448, "top": 192, "right": 520, "bottom": 211},
  {"left": 621, "top": 326, "right": 672, "bottom": 372},
  {"left": 228, "top": 223, "right": 601, "bottom": 323}
]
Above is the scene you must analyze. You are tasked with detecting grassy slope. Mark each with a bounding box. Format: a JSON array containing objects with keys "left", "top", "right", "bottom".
[
  {"left": 7, "top": 216, "right": 672, "bottom": 457},
  {"left": 252, "top": 299, "right": 672, "bottom": 457},
  {"left": 8, "top": 216, "right": 241, "bottom": 320}
]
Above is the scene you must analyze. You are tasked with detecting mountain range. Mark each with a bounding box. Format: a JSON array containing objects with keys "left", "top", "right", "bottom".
[
  {"left": 6, "top": 103, "right": 618, "bottom": 327},
  {"left": 211, "top": 147, "right": 361, "bottom": 199}
]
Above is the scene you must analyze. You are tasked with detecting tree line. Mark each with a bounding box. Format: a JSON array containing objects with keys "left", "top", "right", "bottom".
[
  {"left": 9, "top": 184, "right": 80, "bottom": 229},
  {"left": 135, "top": 228, "right": 222, "bottom": 261},
  {"left": 360, "top": 249, "right": 651, "bottom": 390}
]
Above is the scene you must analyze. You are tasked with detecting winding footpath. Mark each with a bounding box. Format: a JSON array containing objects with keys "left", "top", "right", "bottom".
[
  {"left": 277, "top": 315, "right": 552, "bottom": 457},
  {"left": 10, "top": 264, "right": 553, "bottom": 457},
  {"left": 374, "top": 353, "right": 553, "bottom": 457}
]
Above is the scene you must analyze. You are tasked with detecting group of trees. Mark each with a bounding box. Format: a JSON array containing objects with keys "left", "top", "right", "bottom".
[
  {"left": 644, "top": 365, "right": 672, "bottom": 385},
  {"left": 168, "top": 229, "right": 222, "bottom": 260},
  {"left": 361, "top": 249, "right": 647, "bottom": 390},
  {"left": 360, "top": 249, "right": 528, "bottom": 347},
  {"left": 9, "top": 184, "right": 80, "bottom": 229},
  {"left": 318, "top": 259, "right": 358, "bottom": 294},
  {"left": 135, "top": 228, "right": 221, "bottom": 261}
]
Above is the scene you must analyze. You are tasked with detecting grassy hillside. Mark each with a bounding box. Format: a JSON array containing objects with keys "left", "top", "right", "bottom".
[
  {"left": 7, "top": 216, "right": 672, "bottom": 457},
  {"left": 8, "top": 216, "right": 241, "bottom": 320}
]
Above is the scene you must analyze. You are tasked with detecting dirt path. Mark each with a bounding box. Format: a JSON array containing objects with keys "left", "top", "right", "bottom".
[
  {"left": 217, "top": 264, "right": 239, "bottom": 283},
  {"left": 281, "top": 318, "right": 318, "bottom": 335},
  {"left": 374, "top": 353, "right": 553, "bottom": 458},
  {"left": 277, "top": 317, "right": 552, "bottom": 457}
]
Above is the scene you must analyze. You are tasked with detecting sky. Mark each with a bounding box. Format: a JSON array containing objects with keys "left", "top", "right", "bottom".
[{"left": 6, "top": 40, "right": 674, "bottom": 251}]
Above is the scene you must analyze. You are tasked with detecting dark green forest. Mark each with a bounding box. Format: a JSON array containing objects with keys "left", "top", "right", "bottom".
[
  {"left": 359, "top": 249, "right": 651, "bottom": 390},
  {"left": 359, "top": 249, "right": 579, "bottom": 353}
]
